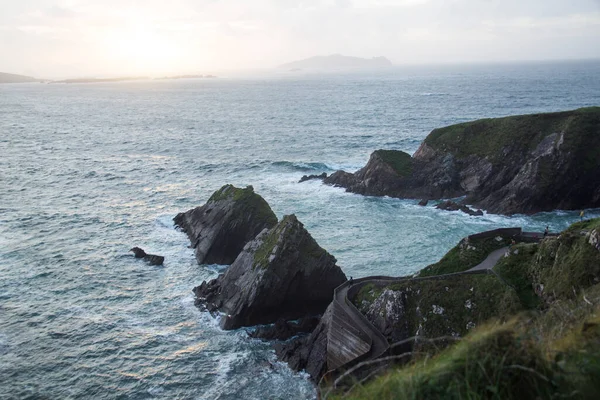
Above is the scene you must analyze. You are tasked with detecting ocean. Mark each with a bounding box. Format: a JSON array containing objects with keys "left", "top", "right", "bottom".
[{"left": 1, "top": 60, "right": 600, "bottom": 399}]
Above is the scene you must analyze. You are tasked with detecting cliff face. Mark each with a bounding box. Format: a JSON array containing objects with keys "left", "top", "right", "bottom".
[
  {"left": 174, "top": 185, "right": 277, "bottom": 265},
  {"left": 194, "top": 214, "right": 347, "bottom": 330},
  {"left": 338, "top": 219, "right": 600, "bottom": 399},
  {"left": 325, "top": 107, "right": 600, "bottom": 215}
]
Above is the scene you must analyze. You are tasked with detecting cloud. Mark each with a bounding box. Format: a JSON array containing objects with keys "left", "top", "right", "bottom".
[{"left": 0, "top": 0, "right": 598, "bottom": 77}]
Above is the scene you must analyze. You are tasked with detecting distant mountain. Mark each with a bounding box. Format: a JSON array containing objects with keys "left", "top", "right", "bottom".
[
  {"left": 0, "top": 72, "right": 39, "bottom": 84},
  {"left": 51, "top": 76, "right": 148, "bottom": 84},
  {"left": 278, "top": 54, "right": 393, "bottom": 70}
]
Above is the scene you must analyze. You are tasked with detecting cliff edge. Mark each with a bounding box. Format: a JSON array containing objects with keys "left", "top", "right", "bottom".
[{"left": 325, "top": 107, "right": 600, "bottom": 215}]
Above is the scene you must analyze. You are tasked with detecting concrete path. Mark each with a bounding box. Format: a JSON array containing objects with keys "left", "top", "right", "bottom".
[{"left": 467, "top": 247, "right": 508, "bottom": 271}]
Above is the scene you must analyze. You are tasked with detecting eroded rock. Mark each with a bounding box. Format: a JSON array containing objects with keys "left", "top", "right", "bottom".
[
  {"left": 193, "top": 214, "right": 347, "bottom": 330},
  {"left": 174, "top": 184, "right": 277, "bottom": 265}
]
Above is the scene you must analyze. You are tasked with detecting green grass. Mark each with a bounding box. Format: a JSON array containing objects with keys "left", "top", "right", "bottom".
[
  {"left": 423, "top": 107, "right": 600, "bottom": 166},
  {"left": 419, "top": 235, "right": 512, "bottom": 277},
  {"left": 330, "top": 218, "right": 600, "bottom": 400},
  {"left": 493, "top": 243, "right": 541, "bottom": 309},
  {"left": 333, "top": 320, "right": 565, "bottom": 400},
  {"left": 374, "top": 150, "right": 413, "bottom": 177},
  {"left": 208, "top": 184, "right": 278, "bottom": 230},
  {"left": 354, "top": 274, "right": 522, "bottom": 341}
]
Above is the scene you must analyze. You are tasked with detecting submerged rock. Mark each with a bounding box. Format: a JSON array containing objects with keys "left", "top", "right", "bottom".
[
  {"left": 130, "top": 247, "right": 164, "bottom": 265},
  {"left": 299, "top": 172, "right": 327, "bottom": 183},
  {"left": 193, "top": 214, "right": 347, "bottom": 330},
  {"left": 174, "top": 184, "right": 278, "bottom": 265},
  {"left": 436, "top": 200, "right": 483, "bottom": 216}
]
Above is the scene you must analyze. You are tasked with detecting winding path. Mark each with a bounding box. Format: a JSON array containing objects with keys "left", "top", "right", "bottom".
[{"left": 323, "top": 228, "right": 544, "bottom": 381}]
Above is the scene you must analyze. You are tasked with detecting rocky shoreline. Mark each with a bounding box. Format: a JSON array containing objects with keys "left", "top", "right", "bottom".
[
  {"left": 323, "top": 107, "right": 600, "bottom": 215},
  {"left": 171, "top": 107, "right": 600, "bottom": 398}
]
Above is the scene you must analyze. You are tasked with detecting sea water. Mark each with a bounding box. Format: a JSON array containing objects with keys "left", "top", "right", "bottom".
[{"left": 1, "top": 60, "right": 600, "bottom": 399}]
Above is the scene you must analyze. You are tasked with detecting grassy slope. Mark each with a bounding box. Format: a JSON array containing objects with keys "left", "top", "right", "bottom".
[
  {"left": 418, "top": 235, "right": 512, "bottom": 277},
  {"left": 422, "top": 107, "right": 600, "bottom": 166},
  {"left": 374, "top": 149, "right": 413, "bottom": 176},
  {"left": 335, "top": 218, "right": 600, "bottom": 399}
]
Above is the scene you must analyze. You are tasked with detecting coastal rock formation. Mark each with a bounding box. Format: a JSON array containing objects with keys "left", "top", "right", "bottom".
[
  {"left": 435, "top": 200, "right": 483, "bottom": 216},
  {"left": 174, "top": 185, "right": 278, "bottom": 265},
  {"left": 353, "top": 274, "right": 522, "bottom": 345},
  {"left": 325, "top": 107, "right": 600, "bottom": 215},
  {"left": 193, "top": 214, "right": 347, "bottom": 330},
  {"left": 130, "top": 247, "right": 164, "bottom": 265},
  {"left": 275, "top": 303, "right": 333, "bottom": 381},
  {"left": 299, "top": 172, "right": 327, "bottom": 183},
  {"left": 249, "top": 316, "right": 320, "bottom": 341}
]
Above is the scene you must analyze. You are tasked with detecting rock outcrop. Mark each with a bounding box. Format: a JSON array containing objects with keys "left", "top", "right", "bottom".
[
  {"left": 299, "top": 172, "right": 327, "bottom": 183},
  {"left": 174, "top": 185, "right": 278, "bottom": 265},
  {"left": 325, "top": 107, "right": 600, "bottom": 215},
  {"left": 274, "top": 303, "right": 333, "bottom": 381},
  {"left": 130, "top": 247, "right": 165, "bottom": 265},
  {"left": 435, "top": 200, "right": 483, "bottom": 216},
  {"left": 193, "top": 214, "right": 347, "bottom": 330},
  {"left": 249, "top": 316, "right": 320, "bottom": 341}
]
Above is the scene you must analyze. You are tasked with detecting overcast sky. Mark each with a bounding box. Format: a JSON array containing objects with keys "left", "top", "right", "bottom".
[{"left": 1, "top": 0, "right": 599, "bottom": 78}]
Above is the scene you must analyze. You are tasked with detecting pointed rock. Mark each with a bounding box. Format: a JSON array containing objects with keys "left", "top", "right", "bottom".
[
  {"left": 174, "top": 185, "right": 278, "bottom": 265},
  {"left": 194, "top": 214, "right": 347, "bottom": 330}
]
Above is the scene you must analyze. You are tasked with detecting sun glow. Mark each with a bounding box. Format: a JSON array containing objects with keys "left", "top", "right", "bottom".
[{"left": 103, "top": 22, "right": 183, "bottom": 75}]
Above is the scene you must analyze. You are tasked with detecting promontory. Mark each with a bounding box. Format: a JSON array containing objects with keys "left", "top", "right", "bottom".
[{"left": 324, "top": 107, "right": 600, "bottom": 215}]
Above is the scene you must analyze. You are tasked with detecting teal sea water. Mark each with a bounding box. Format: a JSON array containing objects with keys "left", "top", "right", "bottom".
[{"left": 1, "top": 61, "right": 600, "bottom": 399}]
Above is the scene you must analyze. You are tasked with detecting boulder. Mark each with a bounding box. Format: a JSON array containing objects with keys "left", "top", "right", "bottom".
[
  {"left": 174, "top": 185, "right": 278, "bottom": 265},
  {"left": 193, "top": 214, "right": 347, "bottom": 330},
  {"left": 418, "top": 199, "right": 429, "bottom": 206},
  {"left": 130, "top": 247, "right": 164, "bottom": 265},
  {"left": 299, "top": 172, "right": 327, "bottom": 183}
]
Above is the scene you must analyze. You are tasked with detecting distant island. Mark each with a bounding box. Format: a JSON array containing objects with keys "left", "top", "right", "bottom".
[
  {"left": 155, "top": 74, "right": 217, "bottom": 80},
  {"left": 50, "top": 76, "right": 148, "bottom": 84},
  {"left": 0, "top": 72, "right": 39, "bottom": 84},
  {"left": 278, "top": 54, "right": 393, "bottom": 70}
]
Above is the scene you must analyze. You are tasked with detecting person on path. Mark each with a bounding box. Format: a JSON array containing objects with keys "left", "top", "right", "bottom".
[
  {"left": 544, "top": 226, "right": 549, "bottom": 237},
  {"left": 580, "top": 210, "right": 585, "bottom": 222}
]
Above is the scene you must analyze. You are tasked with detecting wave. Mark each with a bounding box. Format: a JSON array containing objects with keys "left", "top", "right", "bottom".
[{"left": 271, "top": 161, "right": 333, "bottom": 172}]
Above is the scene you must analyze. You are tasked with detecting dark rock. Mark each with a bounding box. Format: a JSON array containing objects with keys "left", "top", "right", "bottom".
[
  {"left": 299, "top": 172, "right": 327, "bottom": 183},
  {"left": 174, "top": 184, "right": 278, "bottom": 265},
  {"left": 274, "top": 303, "right": 333, "bottom": 381},
  {"left": 435, "top": 200, "right": 483, "bottom": 216},
  {"left": 249, "top": 316, "right": 320, "bottom": 341},
  {"left": 418, "top": 199, "right": 429, "bottom": 206},
  {"left": 323, "top": 108, "right": 600, "bottom": 215},
  {"left": 194, "top": 214, "right": 347, "bottom": 330},
  {"left": 130, "top": 247, "right": 165, "bottom": 265}
]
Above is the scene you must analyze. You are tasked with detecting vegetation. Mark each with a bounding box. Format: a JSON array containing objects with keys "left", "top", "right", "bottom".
[
  {"left": 252, "top": 215, "right": 327, "bottom": 269},
  {"left": 374, "top": 150, "right": 413, "bottom": 177},
  {"left": 332, "top": 218, "right": 600, "bottom": 399},
  {"left": 423, "top": 107, "right": 600, "bottom": 166},
  {"left": 419, "top": 234, "right": 513, "bottom": 277},
  {"left": 208, "top": 184, "right": 278, "bottom": 228}
]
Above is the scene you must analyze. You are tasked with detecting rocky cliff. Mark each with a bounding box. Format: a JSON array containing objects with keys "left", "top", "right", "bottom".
[
  {"left": 194, "top": 214, "right": 347, "bottom": 330},
  {"left": 325, "top": 107, "right": 600, "bottom": 214},
  {"left": 174, "top": 185, "right": 277, "bottom": 265},
  {"left": 332, "top": 218, "right": 600, "bottom": 399}
]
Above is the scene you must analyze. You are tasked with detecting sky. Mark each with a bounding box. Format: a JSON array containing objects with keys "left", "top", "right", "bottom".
[{"left": 1, "top": 0, "right": 599, "bottom": 78}]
